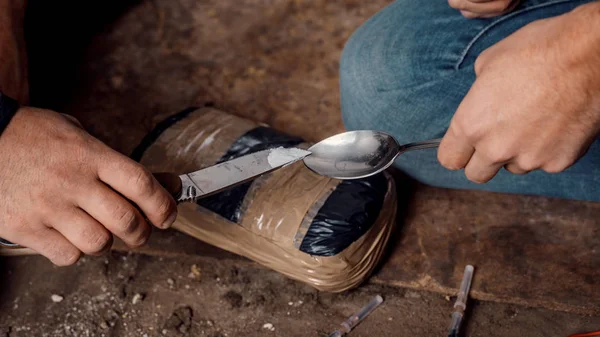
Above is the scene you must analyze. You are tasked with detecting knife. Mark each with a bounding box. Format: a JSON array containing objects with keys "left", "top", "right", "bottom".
[
  {"left": 156, "top": 146, "right": 312, "bottom": 203},
  {"left": 0, "top": 146, "right": 312, "bottom": 248}
]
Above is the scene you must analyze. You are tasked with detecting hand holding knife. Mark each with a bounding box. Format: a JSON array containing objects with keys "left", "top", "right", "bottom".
[{"left": 0, "top": 147, "right": 312, "bottom": 248}]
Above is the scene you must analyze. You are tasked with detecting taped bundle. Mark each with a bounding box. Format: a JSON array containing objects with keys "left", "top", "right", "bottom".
[{"left": 133, "top": 107, "right": 397, "bottom": 292}]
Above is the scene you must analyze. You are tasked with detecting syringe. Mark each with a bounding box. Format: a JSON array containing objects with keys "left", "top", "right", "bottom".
[
  {"left": 328, "top": 295, "right": 384, "bottom": 337},
  {"left": 447, "top": 265, "right": 475, "bottom": 337}
]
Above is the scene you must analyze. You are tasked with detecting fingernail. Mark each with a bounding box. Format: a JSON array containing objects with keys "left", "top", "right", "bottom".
[{"left": 161, "top": 211, "right": 177, "bottom": 229}]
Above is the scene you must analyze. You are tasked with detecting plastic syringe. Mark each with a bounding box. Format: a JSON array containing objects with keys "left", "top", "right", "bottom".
[
  {"left": 447, "top": 265, "right": 475, "bottom": 337},
  {"left": 328, "top": 295, "right": 384, "bottom": 337}
]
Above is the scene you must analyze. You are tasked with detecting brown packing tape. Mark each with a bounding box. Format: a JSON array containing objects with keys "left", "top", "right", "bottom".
[
  {"left": 141, "top": 108, "right": 258, "bottom": 174},
  {"left": 239, "top": 144, "right": 337, "bottom": 244},
  {"left": 140, "top": 107, "right": 398, "bottom": 292},
  {"left": 173, "top": 176, "right": 396, "bottom": 292}
]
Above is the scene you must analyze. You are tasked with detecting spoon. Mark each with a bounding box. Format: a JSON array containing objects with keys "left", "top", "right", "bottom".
[{"left": 303, "top": 130, "right": 441, "bottom": 179}]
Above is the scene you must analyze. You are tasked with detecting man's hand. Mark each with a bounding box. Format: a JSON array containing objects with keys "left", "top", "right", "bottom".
[
  {"left": 448, "top": 0, "right": 520, "bottom": 18},
  {"left": 438, "top": 3, "right": 600, "bottom": 183},
  {"left": 0, "top": 108, "right": 177, "bottom": 265}
]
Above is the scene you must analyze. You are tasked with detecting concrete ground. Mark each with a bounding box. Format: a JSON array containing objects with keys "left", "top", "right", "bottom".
[
  {"left": 1, "top": 0, "right": 599, "bottom": 336},
  {"left": 2, "top": 252, "right": 599, "bottom": 337}
]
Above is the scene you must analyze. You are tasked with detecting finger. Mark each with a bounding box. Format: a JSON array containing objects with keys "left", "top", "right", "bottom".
[
  {"left": 51, "top": 207, "right": 113, "bottom": 255},
  {"left": 78, "top": 182, "right": 151, "bottom": 248},
  {"left": 153, "top": 172, "right": 182, "bottom": 199},
  {"left": 460, "top": 10, "right": 483, "bottom": 18},
  {"left": 97, "top": 151, "right": 177, "bottom": 229},
  {"left": 464, "top": 151, "right": 503, "bottom": 183},
  {"left": 461, "top": 9, "right": 506, "bottom": 18},
  {"left": 438, "top": 125, "right": 475, "bottom": 170},
  {"left": 504, "top": 163, "right": 529, "bottom": 175},
  {"left": 450, "top": 0, "right": 510, "bottom": 13},
  {"left": 12, "top": 227, "right": 81, "bottom": 266}
]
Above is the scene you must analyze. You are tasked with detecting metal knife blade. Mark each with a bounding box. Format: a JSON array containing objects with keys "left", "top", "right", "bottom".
[{"left": 176, "top": 147, "right": 311, "bottom": 203}]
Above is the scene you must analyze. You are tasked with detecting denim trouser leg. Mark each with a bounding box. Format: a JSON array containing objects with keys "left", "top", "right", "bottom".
[{"left": 340, "top": 0, "right": 600, "bottom": 201}]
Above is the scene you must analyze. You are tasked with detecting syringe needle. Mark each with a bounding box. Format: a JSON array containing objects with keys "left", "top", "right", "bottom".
[
  {"left": 448, "top": 265, "right": 474, "bottom": 337},
  {"left": 328, "top": 295, "right": 384, "bottom": 337}
]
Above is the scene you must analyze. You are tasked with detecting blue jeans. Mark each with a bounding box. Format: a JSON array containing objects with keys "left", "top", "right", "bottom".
[{"left": 340, "top": 0, "right": 600, "bottom": 202}]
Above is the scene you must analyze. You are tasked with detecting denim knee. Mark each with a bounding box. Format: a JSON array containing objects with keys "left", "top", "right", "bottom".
[
  {"left": 339, "top": 16, "right": 375, "bottom": 133},
  {"left": 339, "top": 6, "right": 413, "bottom": 139},
  {"left": 339, "top": 1, "right": 470, "bottom": 146}
]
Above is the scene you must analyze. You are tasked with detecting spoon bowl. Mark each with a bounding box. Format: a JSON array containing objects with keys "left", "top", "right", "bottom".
[{"left": 303, "top": 130, "right": 441, "bottom": 179}]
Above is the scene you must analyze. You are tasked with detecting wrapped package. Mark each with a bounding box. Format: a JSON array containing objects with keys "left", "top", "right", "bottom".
[{"left": 132, "top": 107, "right": 397, "bottom": 292}]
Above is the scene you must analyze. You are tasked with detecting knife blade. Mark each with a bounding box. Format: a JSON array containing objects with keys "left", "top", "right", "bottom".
[{"left": 175, "top": 146, "right": 311, "bottom": 203}]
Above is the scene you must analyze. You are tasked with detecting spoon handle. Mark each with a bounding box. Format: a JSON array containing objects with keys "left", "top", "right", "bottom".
[{"left": 398, "top": 138, "right": 442, "bottom": 153}]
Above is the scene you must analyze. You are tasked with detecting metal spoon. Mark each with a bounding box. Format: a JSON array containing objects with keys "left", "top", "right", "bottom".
[{"left": 303, "top": 130, "right": 441, "bottom": 179}]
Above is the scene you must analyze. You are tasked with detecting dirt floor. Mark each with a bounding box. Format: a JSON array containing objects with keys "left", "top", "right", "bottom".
[
  {"left": 1, "top": 0, "right": 599, "bottom": 336},
  {"left": 2, "top": 253, "right": 599, "bottom": 337}
]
